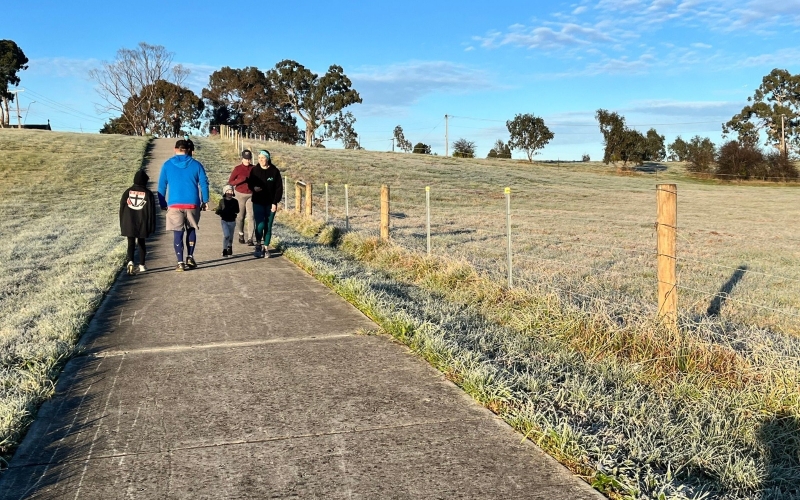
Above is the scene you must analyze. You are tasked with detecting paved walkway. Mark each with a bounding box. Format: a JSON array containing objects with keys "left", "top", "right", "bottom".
[{"left": 0, "top": 139, "right": 603, "bottom": 499}]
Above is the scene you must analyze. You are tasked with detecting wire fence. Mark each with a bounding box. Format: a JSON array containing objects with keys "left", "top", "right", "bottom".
[{"left": 276, "top": 176, "right": 800, "bottom": 333}]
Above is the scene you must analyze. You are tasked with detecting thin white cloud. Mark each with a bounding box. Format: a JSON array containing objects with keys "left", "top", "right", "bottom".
[
  {"left": 351, "top": 61, "right": 498, "bottom": 115},
  {"left": 27, "top": 57, "right": 100, "bottom": 79},
  {"left": 691, "top": 42, "right": 712, "bottom": 48},
  {"left": 737, "top": 47, "right": 800, "bottom": 67}
]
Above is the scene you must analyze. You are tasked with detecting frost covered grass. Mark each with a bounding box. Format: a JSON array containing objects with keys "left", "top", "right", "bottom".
[
  {"left": 205, "top": 136, "right": 800, "bottom": 498},
  {"left": 0, "top": 130, "right": 149, "bottom": 465},
  {"left": 243, "top": 139, "right": 800, "bottom": 336},
  {"left": 272, "top": 213, "right": 800, "bottom": 500}
]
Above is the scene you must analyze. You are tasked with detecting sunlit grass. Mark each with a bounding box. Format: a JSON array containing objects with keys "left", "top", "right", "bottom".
[{"left": 0, "top": 129, "right": 149, "bottom": 464}]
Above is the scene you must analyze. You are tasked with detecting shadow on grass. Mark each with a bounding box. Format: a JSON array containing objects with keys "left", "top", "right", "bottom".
[
  {"left": 758, "top": 412, "right": 800, "bottom": 499},
  {"left": 0, "top": 356, "right": 104, "bottom": 498},
  {"left": 706, "top": 264, "right": 748, "bottom": 317},
  {"left": 633, "top": 162, "right": 667, "bottom": 174}
]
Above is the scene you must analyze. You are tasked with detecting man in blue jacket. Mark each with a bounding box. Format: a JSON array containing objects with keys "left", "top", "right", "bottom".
[{"left": 158, "top": 139, "right": 210, "bottom": 271}]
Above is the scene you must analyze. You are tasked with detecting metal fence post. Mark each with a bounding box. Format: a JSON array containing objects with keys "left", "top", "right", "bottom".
[
  {"left": 425, "top": 186, "right": 431, "bottom": 256},
  {"left": 325, "top": 182, "right": 329, "bottom": 223},
  {"left": 505, "top": 187, "right": 512, "bottom": 288},
  {"left": 344, "top": 184, "right": 350, "bottom": 231}
]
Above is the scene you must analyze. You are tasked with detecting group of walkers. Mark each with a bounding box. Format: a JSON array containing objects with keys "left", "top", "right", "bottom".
[{"left": 119, "top": 138, "right": 283, "bottom": 274}]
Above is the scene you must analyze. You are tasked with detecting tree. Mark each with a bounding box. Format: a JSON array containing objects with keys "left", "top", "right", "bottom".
[
  {"left": 715, "top": 140, "right": 763, "bottom": 179},
  {"left": 329, "top": 111, "right": 359, "bottom": 149},
  {"left": 393, "top": 125, "right": 412, "bottom": 152},
  {"left": 412, "top": 142, "right": 431, "bottom": 154},
  {"left": 452, "top": 138, "right": 475, "bottom": 158},
  {"left": 202, "top": 66, "right": 299, "bottom": 142},
  {"left": 595, "top": 109, "right": 656, "bottom": 167},
  {"left": 147, "top": 80, "right": 204, "bottom": 137},
  {"left": 488, "top": 139, "right": 511, "bottom": 159},
  {"left": 506, "top": 113, "right": 553, "bottom": 162},
  {"left": 668, "top": 136, "right": 690, "bottom": 161},
  {"left": 0, "top": 40, "right": 28, "bottom": 127},
  {"left": 685, "top": 136, "right": 716, "bottom": 173},
  {"left": 99, "top": 116, "right": 134, "bottom": 135},
  {"left": 723, "top": 69, "right": 800, "bottom": 155},
  {"left": 644, "top": 128, "right": 666, "bottom": 161},
  {"left": 267, "top": 60, "right": 362, "bottom": 147},
  {"left": 89, "top": 42, "right": 189, "bottom": 136}
]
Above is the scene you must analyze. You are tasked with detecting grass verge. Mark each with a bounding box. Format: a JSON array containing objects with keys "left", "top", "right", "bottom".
[
  {"left": 272, "top": 210, "right": 800, "bottom": 500},
  {"left": 0, "top": 130, "right": 150, "bottom": 466}
]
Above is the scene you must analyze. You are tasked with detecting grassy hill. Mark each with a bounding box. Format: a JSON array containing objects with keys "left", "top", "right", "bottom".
[
  {"left": 229, "top": 138, "right": 800, "bottom": 336},
  {"left": 0, "top": 129, "right": 149, "bottom": 462}
]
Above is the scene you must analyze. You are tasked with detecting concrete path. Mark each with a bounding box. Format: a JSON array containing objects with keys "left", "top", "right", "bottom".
[{"left": 0, "top": 139, "right": 604, "bottom": 499}]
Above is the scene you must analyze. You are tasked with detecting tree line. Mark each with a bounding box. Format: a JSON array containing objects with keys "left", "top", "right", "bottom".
[
  {"left": 93, "top": 43, "right": 361, "bottom": 148},
  {"left": 596, "top": 68, "right": 799, "bottom": 181}
]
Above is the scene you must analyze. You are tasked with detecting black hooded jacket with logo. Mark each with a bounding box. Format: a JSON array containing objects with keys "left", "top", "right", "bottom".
[{"left": 119, "top": 170, "right": 157, "bottom": 238}]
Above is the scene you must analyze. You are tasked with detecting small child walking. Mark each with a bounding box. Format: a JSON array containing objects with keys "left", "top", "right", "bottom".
[
  {"left": 119, "top": 169, "right": 157, "bottom": 275},
  {"left": 215, "top": 184, "right": 240, "bottom": 257}
]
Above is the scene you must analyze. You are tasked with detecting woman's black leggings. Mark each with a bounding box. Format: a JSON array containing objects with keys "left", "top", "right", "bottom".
[{"left": 126, "top": 237, "right": 147, "bottom": 265}]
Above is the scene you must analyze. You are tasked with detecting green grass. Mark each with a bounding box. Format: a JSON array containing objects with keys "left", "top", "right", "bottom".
[{"left": 0, "top": 129, "right": 149, "bottom": 464}]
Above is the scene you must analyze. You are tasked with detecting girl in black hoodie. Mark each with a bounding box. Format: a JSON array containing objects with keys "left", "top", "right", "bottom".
[{"left": 119, "top": 169, "right": 157, "bottom": 274}]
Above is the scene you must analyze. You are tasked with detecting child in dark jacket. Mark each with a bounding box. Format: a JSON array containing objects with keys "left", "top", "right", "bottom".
[
  {"left": 215, "top": 184, "right": 240, "bottom": 257},
  {"left": 120, "top": 169, "right": 157, "bottom": 275}
]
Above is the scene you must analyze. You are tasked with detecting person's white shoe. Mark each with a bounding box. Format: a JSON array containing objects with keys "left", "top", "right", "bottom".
[
  {"left": 137, "top": 264, "right": 147, "bottom": 273},
  {"left": 126, "top": 261, "right": 135, "bottom": 275}
]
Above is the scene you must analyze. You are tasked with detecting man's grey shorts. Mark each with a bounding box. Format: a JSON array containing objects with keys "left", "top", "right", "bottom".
[{"left": 166, "top": 207, "right": 201, "bottom": 231}]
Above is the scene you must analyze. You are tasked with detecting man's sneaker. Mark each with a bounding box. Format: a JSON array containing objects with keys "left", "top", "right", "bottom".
[
  {"left": 185, "top": 255, "right": 197, "bottom": 269},
  {"left": 176, "top": 262, "right": 186, "bottom": 272},
  {"left": 222, "top": 248, "right": 229, "bottom": 257},
  {"left": 138, "top": 264, "right": 147, "bottom": 273},
  {"left": 126, "top": 261, "right": 135, "bottom": 275},
  {"left": 254, "top": 245, "right": 263, "bottom": 258},
  {"left": 246, "top": 239, "right": 255, "bottom": 246},
  {"left": 226, "top": 246, "right": 233, "bottom": 256},
  {"left": 238, "top": 234, "right": 245, "bottom": 244}
]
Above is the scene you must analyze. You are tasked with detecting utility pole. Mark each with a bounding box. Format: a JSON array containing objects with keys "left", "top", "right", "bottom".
[
  {"left": 8, "top": 90, "right": 23, "bottom": 128},
  {"left": 390, "top": 137, "right": 395, "bottom": 152},
  {"left": 781, "top": 114, "right": 786, "bottom": 156},
  {"left": 445, "top": 114, "right": 449, "bottom": 157}
]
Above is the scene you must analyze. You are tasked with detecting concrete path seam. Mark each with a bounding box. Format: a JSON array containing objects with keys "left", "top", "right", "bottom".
[
  {"left": 82, "top": 333, "right": 356, "bottom": 358},
  {"left": 5, "top": 417, "right": 482, "bottom": 470}
]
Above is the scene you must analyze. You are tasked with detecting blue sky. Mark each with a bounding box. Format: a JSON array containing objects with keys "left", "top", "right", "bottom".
[{"left": 4, "top": 0, "right": 799, "bottom": 159}]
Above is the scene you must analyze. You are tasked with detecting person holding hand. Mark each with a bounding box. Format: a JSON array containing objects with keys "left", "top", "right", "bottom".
[{"left": 246, "top": 150, "right": 282, "bottom": 258}]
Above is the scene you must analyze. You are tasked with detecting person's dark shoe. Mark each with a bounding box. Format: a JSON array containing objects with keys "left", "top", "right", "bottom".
[
  {"left": 226, "top": 246, "right": 233, "bottom": 256},
  {"left": 238, "top": 234, "right": 245, "bottom": 244},
  {"left": 254, "top": 245, "right": 263, "bottom": 258},
  {"left": 185, "top": 256, "right": 197, "bottom": 269},
  {"left": 222, "top": 248, "right": 228, "bottom": 257},
  {"left": 246, "top": 239, "right": 255, "bottom": 246}
]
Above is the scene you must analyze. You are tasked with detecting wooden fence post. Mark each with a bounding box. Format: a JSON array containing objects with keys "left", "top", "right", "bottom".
[
  {"left": 295, "top": 182, "right": 302, "bottom": 215},
  {"left": 656, "top": 183, "right": 678, "bottom": 327},
  {"left": 305, "top": 182, "right": 312, "bottom": 217},
  {"left": 380, "top": 184, "right": 390, "bottom": 241}
]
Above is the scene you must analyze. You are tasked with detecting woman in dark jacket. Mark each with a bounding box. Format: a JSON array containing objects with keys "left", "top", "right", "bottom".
[
  {"left": 247, "top": 150, "right": 283, "bottom": 258},
  {"left": 119, "top": 169, "right": 157, "bottom": 274}
]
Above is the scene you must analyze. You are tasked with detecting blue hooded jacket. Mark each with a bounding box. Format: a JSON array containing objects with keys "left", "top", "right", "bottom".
[{"left": 157, "top": 154, "right": 209, "bottom": 208}]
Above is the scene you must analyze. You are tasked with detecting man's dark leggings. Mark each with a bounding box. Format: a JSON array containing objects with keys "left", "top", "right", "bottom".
[{"left": 126, "top": 237, "right": 146, "bottom": 265}]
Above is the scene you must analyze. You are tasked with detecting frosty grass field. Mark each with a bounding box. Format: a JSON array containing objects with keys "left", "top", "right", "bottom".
[{"left": 1, "top": 131, "right": 799, "bottom": 499}]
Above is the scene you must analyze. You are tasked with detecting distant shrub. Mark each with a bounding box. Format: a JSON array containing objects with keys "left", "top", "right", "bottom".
[
  {"left": 668, "top": 136, "right": 689, "bottom": 161},
  {"left": 452, "top": 138, "right": 475, "bottom": 158},
  {"left": 715, "top": 140, "right": 763, "bottom": 180},
  {"left": 763, "top": 151, "right": 799, "bottom": 181},
  {"left": 685, "top": 136, "right": 715, "bottom": 173},
  {"left": 412, "top": 142, "right": 431, "bottom": 154},
  {"left": 582, "top": 154, "right": 590, "bottom": 162}
]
